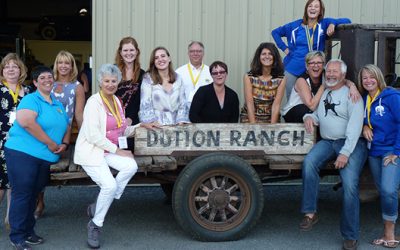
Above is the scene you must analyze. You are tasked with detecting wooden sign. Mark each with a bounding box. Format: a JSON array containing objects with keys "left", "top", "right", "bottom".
[{"left": 134, "top": 123, "right": 315, "bottom": 156}]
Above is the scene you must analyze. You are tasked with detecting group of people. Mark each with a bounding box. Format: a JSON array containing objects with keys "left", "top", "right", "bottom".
[{"left": 0, "top": 0, "right": 399, "bottom": 249}]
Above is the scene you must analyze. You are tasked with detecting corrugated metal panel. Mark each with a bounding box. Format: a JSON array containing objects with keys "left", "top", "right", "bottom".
[{"left": 93, "top": 0, "right": 400, "bottom": 100}]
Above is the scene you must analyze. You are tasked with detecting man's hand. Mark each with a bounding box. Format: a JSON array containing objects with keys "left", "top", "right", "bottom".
[
  {"left": 304, "top": 116, "right": 315, "bottom": 134},
  {"left": 334, "top": 154, "right": 348, "bottom": 169}
]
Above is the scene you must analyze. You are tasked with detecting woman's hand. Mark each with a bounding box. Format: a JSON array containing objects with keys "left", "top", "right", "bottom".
[
  {"left": 116, "top": 148, "right": 134, "bottom": 158},
  {"left": 362, "top": 125, "right": 373, "bottom": 142},
  {"left": 126, "top": 117, "right": 133, "bottom": 126},
  {"left": 53, "top": 143, "right": 68, "bottom": 154},
  {"left": 141, "top": 122, "right": 161, "bottom": 130},
  {"left": 47, "top": 141, "right": 59, "bottom": 152},
  {"left": 383, "top": 154, "right": 398, "bottom": 166},
  {"left": 327, "top": 24, "right": 335, "bottom": 36},
  {"left": 284, "top": 48, "right": 289, "bottom": 55}
]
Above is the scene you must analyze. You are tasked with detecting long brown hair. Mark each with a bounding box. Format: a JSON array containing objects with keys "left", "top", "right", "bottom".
[
  {"left": 302, "top": 0, "right": 325, "bottom": 24},
  {"left": 249, "top": 42, "right": 284, "bottom": 78},
  {"left": 147, "top": 46, "right": 176, "bottom": 84},
  {"left": 115, "top": 36, "right": 141, "bottom": 83},
  {"left": 0, "top": 53, "right": 27, "bottom": 84}
]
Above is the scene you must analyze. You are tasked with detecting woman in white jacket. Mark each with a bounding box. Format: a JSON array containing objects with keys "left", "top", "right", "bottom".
[{"left": 74, "top": 64, "right": 138, "bottom": 249}]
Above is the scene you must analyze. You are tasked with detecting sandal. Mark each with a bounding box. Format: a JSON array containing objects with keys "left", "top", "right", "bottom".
[{"left": 372, "top": 238, "right": 400, "bottom": 248}]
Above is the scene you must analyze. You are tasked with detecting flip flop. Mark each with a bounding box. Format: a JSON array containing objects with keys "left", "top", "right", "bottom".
[
  {"left": 384, "top": 240, "right": 400, "bottom": 248},
  {"left": 372, "top": 238, "right": 400, "bottom": 248}
]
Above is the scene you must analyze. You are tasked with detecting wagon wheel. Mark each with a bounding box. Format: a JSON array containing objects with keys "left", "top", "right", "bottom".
[{"left": 172, "top": 152, "right": 264, "bottom": 241}]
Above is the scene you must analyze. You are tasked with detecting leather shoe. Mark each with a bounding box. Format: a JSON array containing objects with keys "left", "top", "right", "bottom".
[
  {"left": 343, "top": 239, "right": 358, "bottom": 250},
  {"left": 299, "top": 214, "right": 319, "bottom": 231}
]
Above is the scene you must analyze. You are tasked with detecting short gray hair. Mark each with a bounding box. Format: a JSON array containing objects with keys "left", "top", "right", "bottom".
[
  {"left": 97, "top": 64, "right": 122, "bottom": 87},
  {"left": 188, "top": 41, "right": 204, "bottom": 50},
  {"left": 325, "top": 59, "right": 347, "bottom": 74}
]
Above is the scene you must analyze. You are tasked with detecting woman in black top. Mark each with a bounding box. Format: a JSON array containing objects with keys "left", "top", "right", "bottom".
[
  {"left": 189, "top": 61, "right": 239, "bottom": 123},
  {"left": 114, "top": 36, "right": 145, "bottom": 126}
]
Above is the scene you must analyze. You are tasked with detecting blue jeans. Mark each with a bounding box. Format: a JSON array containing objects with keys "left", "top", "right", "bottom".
[
  {"left": 5, "top": 148, "right": 51, "bottom": 244},
  {"left": 301, "top": 138, "right": 368, "bottom": 240},
  {"left": 369, "top": 153, "right": 400, "bottom": 222}
]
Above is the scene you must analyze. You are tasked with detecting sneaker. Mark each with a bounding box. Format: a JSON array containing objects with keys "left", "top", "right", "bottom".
[
  {"left": 25, "top": 234, "right": 44, "bottom": 245},
  {"left": 87, "top": 203, "right": 96, "bottom": 219},
  {"left": 299, "top": 214, "right": 319, "bottom": 231},
  {"left": 343, "top": 239, "right": 358, "bottom": 250},
  {"left": 87, "top": 220, "right": 100, "bottom": 249},
  {"left": 11, "top": 242, "right": 32, "bottom": 250}
]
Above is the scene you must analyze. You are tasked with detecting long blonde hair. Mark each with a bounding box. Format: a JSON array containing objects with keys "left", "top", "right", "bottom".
[{"left": 53, "top": 50, "right": 78, "bottom": 82}]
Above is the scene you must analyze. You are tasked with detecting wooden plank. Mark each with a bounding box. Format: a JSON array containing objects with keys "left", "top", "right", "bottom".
[
  {"left": 152, "top": 156, "right": 177, "bottom": 171},
  {"left": 135, "top": 123, "right": 315, "bottom": 156}
]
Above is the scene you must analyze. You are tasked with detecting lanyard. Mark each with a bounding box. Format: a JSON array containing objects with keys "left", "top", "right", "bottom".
[
  {"left": 187, "top": 63, "right": 204, "bottom": 87},
  {"left": 2, "top": 81, "right": 21, "bottom": 104},
  {"left": 366, "top": 89, "right": 381, "bottom": 129},
  {"left": 305, "top": 23, "right": 317, "bottom": 52},
  {"left": 100, "top": 91, "right": 122, "bottom": 128}
]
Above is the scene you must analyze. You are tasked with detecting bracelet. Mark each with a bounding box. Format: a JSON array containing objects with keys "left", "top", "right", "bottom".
[{"left": 61, "top": 142, "right": 69, "bottom": 150}]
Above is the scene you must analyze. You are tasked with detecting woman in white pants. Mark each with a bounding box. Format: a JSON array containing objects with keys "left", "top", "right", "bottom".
[{"left": 74, "top": 64, "right": 138, "bottom": 249}]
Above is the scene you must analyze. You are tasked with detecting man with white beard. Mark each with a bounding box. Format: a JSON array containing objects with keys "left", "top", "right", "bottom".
[{"left": 299, "top": 59, "right": 368, "bottom": 250}]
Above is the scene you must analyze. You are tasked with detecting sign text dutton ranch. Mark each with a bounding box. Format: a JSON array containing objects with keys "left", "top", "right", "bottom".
[{"left": 134, "top": 123, "right": 315, "bottom": 156}]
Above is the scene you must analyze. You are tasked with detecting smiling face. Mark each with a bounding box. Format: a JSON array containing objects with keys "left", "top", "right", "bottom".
[
  {"left": 34, "top": 72, "right": 54, "bottom": 96},
  {"left": 188, "top": 43, "right": 204, "bottom": 67},
  {"left": 260, "top": 48, "right": 274, "bottom": 67},
  {"left": 100, "top": 74, "right": 119, "bottom": 97},
  {"left": 325, "top": 61, "right": 345, "bottom": 88},
  {"left": 307, "top": 0, "right": 321, "bottom": 20},
  {"left": 154, "top": 49, "right": 171, "bottom": 71},
  {"left": 211, "top": 65, "right": 227, "bottom": 86},
  {"left": 306, "top": 55, "right": 324, "bottom": 79},
  {"left": 361, "top": 70, "right": 379, "bottom": 96},
  {"left": 2, "top": 60, "right": 21, "bottom": 84},
  {"left": 120, "top": 42, "right": 138, "bottom": 64},
  {"left": 56, "top": 59, "right": 72, "bottom": 78}
]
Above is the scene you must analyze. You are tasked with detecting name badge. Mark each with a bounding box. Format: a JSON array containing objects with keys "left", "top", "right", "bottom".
[
  {"left": 9, "top": 111, "right": 16, "bottom": 124},
  {"left": 118, "top": 136, "right": 128, "bottom": 149}
]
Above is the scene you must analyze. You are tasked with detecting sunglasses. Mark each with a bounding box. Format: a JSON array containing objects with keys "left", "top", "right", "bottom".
[{"left": 211, "top": 70, "right": 226, "bottom": 76}]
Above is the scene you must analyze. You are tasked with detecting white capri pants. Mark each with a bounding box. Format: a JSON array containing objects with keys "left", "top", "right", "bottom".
[{"left": 82, "top": 153, "right": 138, "bottom": 227}]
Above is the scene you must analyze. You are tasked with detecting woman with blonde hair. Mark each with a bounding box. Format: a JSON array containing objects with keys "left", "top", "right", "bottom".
[{"left": 360, "top": 64, "right": 400, "bottom": 248}]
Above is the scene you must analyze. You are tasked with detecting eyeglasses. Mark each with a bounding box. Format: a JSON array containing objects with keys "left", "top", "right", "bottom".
[
  {"left": 189, "top": 50, "right": 203, "bottom": 54},
  {"left": 307, "top": 61, "right": 324, "bottom": 66},
  {"left": 3, "top": 65, "right": 20, "bottom": 70},
  {"left": 211, "top": 71, "right": 226, "bottom": 76}
]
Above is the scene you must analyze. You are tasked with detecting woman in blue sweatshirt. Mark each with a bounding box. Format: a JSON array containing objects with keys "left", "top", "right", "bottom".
[
  {"left": 360, "top": 64, "right": 400, "bottom": 248},
  {"left": 271, "top": 0, "right": 350, "bottom": 99}
]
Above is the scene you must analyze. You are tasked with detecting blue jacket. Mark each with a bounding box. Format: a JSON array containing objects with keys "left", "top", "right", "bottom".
[
  {"left": 271, "top": 18, "right": 351, "bottom": 76},
  {"left": 363, "top": 87, "right": 400, "bottom": 157}
]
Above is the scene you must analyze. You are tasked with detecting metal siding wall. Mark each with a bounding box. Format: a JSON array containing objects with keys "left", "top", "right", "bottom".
[{"left": 93, "top": 0, "right": 400, "bottom": 99}]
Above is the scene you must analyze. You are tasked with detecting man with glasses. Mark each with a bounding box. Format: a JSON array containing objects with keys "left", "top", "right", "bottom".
[
  {"left": 176, "top": 41, "right": 212, "bottom": 109},
  {"left": 300, "top": 59, "right": 367, "bottom": 250}
]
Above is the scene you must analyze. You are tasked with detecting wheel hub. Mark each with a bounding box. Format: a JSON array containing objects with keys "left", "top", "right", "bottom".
[{"left": 208, "top": 189, "right": 229, "bottom": 210}]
